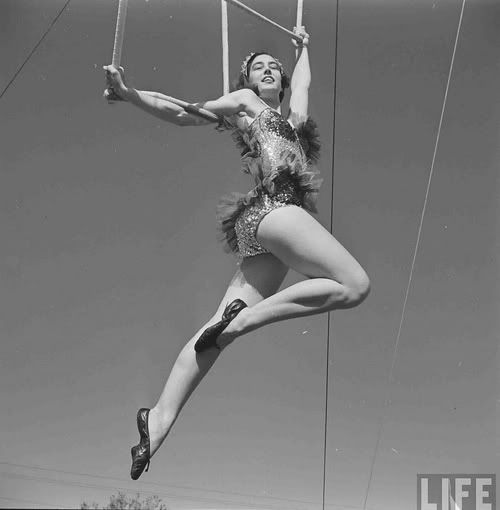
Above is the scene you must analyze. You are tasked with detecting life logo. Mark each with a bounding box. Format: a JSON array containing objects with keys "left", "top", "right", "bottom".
[{"left": 417, "top": 474, "right": 496, "bottom": 510}]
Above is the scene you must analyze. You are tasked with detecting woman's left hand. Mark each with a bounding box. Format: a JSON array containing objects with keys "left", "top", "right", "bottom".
[
  {"left": 103, "top": 65, "right": 128, "bottom": 97},
  {"left": 292, "top": 26, "right": 310, "bottom": 48}
]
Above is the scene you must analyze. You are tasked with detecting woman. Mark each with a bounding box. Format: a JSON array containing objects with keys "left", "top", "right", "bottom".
[{"left": 103, "top": 27, "right": 370, "bottom": 481}]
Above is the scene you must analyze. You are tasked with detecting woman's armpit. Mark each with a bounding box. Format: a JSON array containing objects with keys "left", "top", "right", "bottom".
[
  {"left": 232, "top": 112, "right": 252, "bottom": 131},
  {"left": 287, "top": 110, "right": 308, "bottom": 129}
]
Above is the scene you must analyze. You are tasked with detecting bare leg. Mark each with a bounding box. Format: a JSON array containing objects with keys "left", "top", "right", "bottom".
[
  {"left": 147, "top": 324, "right": 221, "bottom": 457},
  {"left": 225, "top": 277, "right": 364, "bottom": 340},
  {"left": 222, "top": 205, "right": 371, "bottom": 341},
  {"left": 146, "top": 253, "right": 289, "bottom": 457},
  {"left": 145, "top": 207, "right": 370, "bottom": 457},
  {"left": 148, "top": 279, "right": 368, "bottom": 457}
]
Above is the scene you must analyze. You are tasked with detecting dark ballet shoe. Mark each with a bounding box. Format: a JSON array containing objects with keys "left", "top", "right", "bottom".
[
  {"left": 130, "top": 408, "right": 151, "bottom": 480},
  {"left": 194, "top": 298, "right": 248, "bottom": 353}
]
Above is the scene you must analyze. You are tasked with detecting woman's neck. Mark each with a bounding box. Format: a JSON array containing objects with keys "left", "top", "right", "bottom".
[{"left": 260, "top": 95, "right": 281, "bottom": 111}]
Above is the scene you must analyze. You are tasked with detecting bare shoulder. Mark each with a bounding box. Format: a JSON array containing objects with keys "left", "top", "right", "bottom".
[
  {"left": 236, "top": 89, "right": 268, "bottom": 117},
  {"left": 235, "top": 88, "right": 258, "bottom": 104}
]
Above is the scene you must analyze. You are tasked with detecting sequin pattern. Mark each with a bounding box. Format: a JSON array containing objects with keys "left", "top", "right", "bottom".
[
  {"left": 234, "top": 179, "right": 302, "bottom": 259},
  {"left": 249, "top": 107, "right": 306, "bottom": 179},
  {"left": 216, "top": 107, "right": 322, "bottom": 260}
]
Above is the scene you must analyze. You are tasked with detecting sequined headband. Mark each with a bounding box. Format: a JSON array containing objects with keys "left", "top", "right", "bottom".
[{"left": 240, "top": 52, "right": 284, "bottom": 78}]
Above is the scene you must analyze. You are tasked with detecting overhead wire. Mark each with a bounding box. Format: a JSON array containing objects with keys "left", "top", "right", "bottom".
[
  {"left": 361, "top": 1, "right": 467, "bottom": 508},
  {"left": 0, "top": 0, "right": 72, "bottom": 100},
  {"left": 1, "top": 470, "right": 309, "bottom": 510},
  {"left": 323, "top": 1, "right": 340, "bottom": 508},
  {"left": 0, "top": 461, "right": 317, "bottom": 509},
  {"left": 0, "top": 495, "right": 67, "bottom": 509}
]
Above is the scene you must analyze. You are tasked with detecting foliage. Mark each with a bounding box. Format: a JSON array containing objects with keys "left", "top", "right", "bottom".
[{"left": 81, "top": 491, "right": 168, "bottom": 510}]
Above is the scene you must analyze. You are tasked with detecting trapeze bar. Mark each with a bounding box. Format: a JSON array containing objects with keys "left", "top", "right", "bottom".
[{"left": 224, "top": 0, "right": 304, "bottom": 43}]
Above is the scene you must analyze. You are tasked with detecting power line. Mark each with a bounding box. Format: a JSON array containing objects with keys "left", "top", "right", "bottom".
[
  {"left": 0, "top": 469, "right": 311, "bottom": 510},
  {"left": 0, "top": 495, "right": 67, "bottom": 509},
  {"left": 323, "top": 1, "right": 340, "bottom": 509},
  {"left": 0, "top": 460, "right": 316, "bottom": 507},
  {"left": 0, "top": 462, "right": 305, "bottom": 505},
  {"left": 0, "top": 0, "right": 72, "bottom": 100},
  {"left": 361, "top": 1, "right": 467, "bottom": 508}
]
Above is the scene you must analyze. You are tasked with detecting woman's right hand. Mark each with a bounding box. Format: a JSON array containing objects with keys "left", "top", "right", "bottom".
[
  {"left": 292, "top": 26, "right": 310, "bottom": 48},
  {"left": 103, "top": 64, "right": 128, "bottom": 98}
]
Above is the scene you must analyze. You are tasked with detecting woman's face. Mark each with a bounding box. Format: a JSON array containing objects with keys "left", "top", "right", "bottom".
[{"left": 247, "top": 54, "right": 282, "bottom": 97}]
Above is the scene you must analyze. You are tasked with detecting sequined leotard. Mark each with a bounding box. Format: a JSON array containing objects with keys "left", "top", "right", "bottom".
[{"left": 216, "top": 107, "right": 322, "bottom": 261}]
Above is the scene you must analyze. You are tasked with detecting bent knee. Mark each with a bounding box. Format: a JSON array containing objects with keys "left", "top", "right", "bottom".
[{"left": 343, "top": 271, "right": 371, "bottom": 307}]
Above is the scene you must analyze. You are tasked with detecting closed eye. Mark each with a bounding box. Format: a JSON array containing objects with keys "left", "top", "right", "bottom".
[{"left": 252, "top": 62, "right": 280, "bottom": 71}]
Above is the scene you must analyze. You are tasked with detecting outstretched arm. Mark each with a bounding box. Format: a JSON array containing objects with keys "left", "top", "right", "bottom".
[
  {"left": 123, "top": 88, "right": 256, "bottom": 126},
  {"left": 121, "top": 88, "right": 212, "bottom": 126},
  {"left": 288, "top": 26, "right": 311, "bottom": 124},
  {"left": 103, "top": 65, "right": 257, "bottom": 126}
]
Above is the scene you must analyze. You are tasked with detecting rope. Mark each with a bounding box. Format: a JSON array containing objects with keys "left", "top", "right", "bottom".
[
  {"left": 104, "top": 0, "right": 129, "bottom": 101},
  {"left": 362, "top": 1, "right": 467, "bottom": 507},
  {"left": 295, "top": 0, "right": 304, "bottom": 60},
  {"left": 0, "top": 0, "right": 72, "bottom": 100},
  {"left": 323, "top": 1, "right": 340, "bottom": 508},
  {"left": 296, "top": 0, "right": 304, "bottom": 27},
  {"left": 221, "top": 0, "right": 229, "bottom": 95},
  {"left": 111, "top": 0, "right": 129, "bottom": 67}
]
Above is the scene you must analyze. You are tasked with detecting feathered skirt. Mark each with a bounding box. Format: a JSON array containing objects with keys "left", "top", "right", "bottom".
[{"left": 215, "top": 162, "right": 323, "bottom": 259}]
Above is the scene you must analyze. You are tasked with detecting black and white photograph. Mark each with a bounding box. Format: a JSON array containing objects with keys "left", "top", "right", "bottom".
[{"left": 0, "top": 0, "right": 498, "bottom": 508}]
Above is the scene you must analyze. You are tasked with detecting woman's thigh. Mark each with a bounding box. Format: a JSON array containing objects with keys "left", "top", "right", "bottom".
[
  {"left": 210, "top": 252, "right": 289, "bottom": 322},
  {"left": 256, "top": 205, "right": 369, "bottom": 288}
]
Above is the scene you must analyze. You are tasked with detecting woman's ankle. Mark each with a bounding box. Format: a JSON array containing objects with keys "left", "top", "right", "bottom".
[
  {"left": 224, "top": 307, "right": 253, "bottom": 337},
  {"left": 147, "top": 408, "right": 173, "bottom": 457},
  {"left": 150, "top": 407, "right": 175, "bottom": 435}
]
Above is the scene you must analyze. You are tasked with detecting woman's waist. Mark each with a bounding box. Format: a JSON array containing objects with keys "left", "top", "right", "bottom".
[
  {"left": 251, "top": 177, "right": 301, "bottom": 203},
  {"left": 241, "top": 149, "right": 307, "bottom": 178}
]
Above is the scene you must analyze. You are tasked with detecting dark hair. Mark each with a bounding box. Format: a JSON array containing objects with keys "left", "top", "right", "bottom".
[{"left": 232, "top": 52, "right": 290, "bottom": 103}]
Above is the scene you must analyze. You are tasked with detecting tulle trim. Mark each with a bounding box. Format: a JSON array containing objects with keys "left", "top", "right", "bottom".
[
  {"left": 231, "top": 127, "right": 262, "bottom": 177},
  {"left": 295, "top": 117, "right": 321, "bottom": 164},
  {"left": 215, "top": 191, "right": 254, "bottom": 254},
  {"left": 215, "top": 163, "right": 323, "bottom": 255}
]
